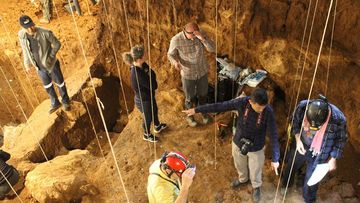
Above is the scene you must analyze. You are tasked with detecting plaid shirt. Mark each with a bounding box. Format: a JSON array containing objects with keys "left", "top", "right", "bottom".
[
  {"left": 167, "top": 30, "right": 215, "bottom": 80},
  {"left": 291, "top": 100, "right": 348, "bottom": 165}
]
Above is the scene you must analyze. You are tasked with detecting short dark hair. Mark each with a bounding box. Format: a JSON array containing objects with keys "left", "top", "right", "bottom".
[{"left": 250, "top": 88, "right": 268, "bottom": 105}]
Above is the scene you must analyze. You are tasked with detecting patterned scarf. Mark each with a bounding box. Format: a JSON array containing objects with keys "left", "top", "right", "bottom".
[{"left": 303, "top": 108, "right": 331, "bottom": 156}]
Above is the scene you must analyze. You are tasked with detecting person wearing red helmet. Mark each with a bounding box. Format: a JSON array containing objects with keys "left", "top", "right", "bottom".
[{"left": 147, "top": 151, "right": 196, "bottom": 203}]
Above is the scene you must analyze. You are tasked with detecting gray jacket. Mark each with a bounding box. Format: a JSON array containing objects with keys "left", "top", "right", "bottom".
[{"left": 18, "top": 27, "right": 61, "bottom": 71}]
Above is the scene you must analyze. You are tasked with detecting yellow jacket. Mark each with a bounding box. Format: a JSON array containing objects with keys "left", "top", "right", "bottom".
[{"left": 147, "top": 159, "right": 180, "bottom": 203}]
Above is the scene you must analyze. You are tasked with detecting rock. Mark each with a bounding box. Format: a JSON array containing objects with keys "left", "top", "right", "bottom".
[
  {"left": 25, "top": 150, "right": 100, "bottom": 203},
  {"left": 339, "top": 183, "right": 356, "bottom": 198}
]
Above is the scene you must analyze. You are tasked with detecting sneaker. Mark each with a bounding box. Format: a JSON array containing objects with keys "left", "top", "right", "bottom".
[
  {"left": 63, "top": 102, "right": 71, "bottom": 111},
  {"left": 154, "top": 123, "right": 167, "bottom": 133},
  {"left": 143, "top": 134, "right": 159, "bottom": 143},
  {"left": 202, "top": 113, "right": 212, "bottom": 124},
  {"left": 186, "top": 116, "right": 197, "bottom": 127},
  {"left": 49, "top": 103, "right": 61, "bottom": 114},
  {"left": 252, "top": 187, "right": 261, "bottom": 203},
  {"left": 230, "top": 179, "right": 249, "bottom": 189},
  {"left": 39, "top": 17, "right": 50, "bottom": 24}
]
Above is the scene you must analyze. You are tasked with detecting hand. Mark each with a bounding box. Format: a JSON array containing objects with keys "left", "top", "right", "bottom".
[
  {"left": 182, "top": 108, "right": 195, "bottom": 116},
  {"left": 174, "top": 61, "right": 182, "bottom": 71},
  {"left": 181, "top": 167, "right": 196, "bottom": 189},
  {"left": 193, "top": 30, "right": 205, "bottom": 41},
  {"left": 271, "top": 162, "right": 279, "bottom": 176},
  {"left": 296, "top": 138, "right": 306, "bottom": 155},
  {"left": 328, "top": 157, "right": 337, "bottom": 171}
]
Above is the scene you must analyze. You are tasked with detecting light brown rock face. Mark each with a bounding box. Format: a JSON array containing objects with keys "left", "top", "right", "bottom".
[{"left": 25, "top": 150, "right": 100, "bottom": 203}]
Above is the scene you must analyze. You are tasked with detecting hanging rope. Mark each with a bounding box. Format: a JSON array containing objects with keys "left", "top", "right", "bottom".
[
  {"left": 0, "top": 92, "right": 16, "bottom": 122},
  {"left": 66, "top": 1, "right": 129, "bottom": 201},
  {"left": 80, "top": 89, "right": 117, "bottom": 190},
  {"left": 273, "top": 0, "right": 314, "bottom": 201},
  {"left": 121, "top": 0, "right": 153, "bottom": 149},
  {"left": 282, "top": 1, "right": 334, "bottom": 202},
  {"left": 146, "top": 0, "right": 158, "bottom": 160},
  {"left": 100, "top": 0, "right": 130, "bottom": 117},
  {"left": 325, "top": 0, "right": 337, "bottom": 96},
  {"left": 0, "top": 18, "right": 41, "bottom": 107},
  {"left": 0, "top": 66, "right": 49, "bottom": 162},
  {"left": 214, "top": 0, "right": 219, "bottom": 169},
  {"left": 0, "top": 170, "right": 24, "bottom": 203}
]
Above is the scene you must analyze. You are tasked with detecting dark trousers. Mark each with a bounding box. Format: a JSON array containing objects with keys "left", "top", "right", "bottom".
[
  {"left": 0, "top": 168, "right": 19, "bottom": 196},
  {"left": 37, "top": 60, "right": 70, "bottom": 107},
  {"left": 282, "top": 144, "right": 319, "bottom": 203},
  {"left": 181, "top": 74, "right": 208, "bottom": 110},
  {"left": 135, "top": 98, "right": 160, "bottom": 134}
]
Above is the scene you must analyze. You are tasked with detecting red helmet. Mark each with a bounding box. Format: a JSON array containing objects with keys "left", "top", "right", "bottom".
[{"left": 161, "top": 151, "right": 190, "bottom": 177}]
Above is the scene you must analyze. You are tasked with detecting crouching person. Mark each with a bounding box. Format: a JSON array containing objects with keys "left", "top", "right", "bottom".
[
  {"left": 0, "top": 150, "right": 20, "bottom": 199},
  {"left": 147, "top": 151, "right": 196, "bottom": 203}
]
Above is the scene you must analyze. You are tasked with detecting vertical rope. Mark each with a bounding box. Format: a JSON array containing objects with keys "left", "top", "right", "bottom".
[
  {"left": 66, "top": 1, "right": 129, "bottom": 201},
  {"left": 0, "top": 66, "right": 49, "bottom": 162},
  {"left": 214, "top": 0, "right": 218, "bottom": 169},
  {"left": 273, "top": 0, "right": 313, "bottom": 201},
  {"left": 282, "top": 1, "right": 334, "bottom": 201},
  {"left": 101, "top": 0, "right": 130, "bottom": 117},
  {"left": 0, "top": 170, "right": 24, "bottom": 203},
  {"left": 324, "top": 0, "right": 337, "bottom": 96},
  {"left": 0, "top": 18, "right": 41, "bottom": 106},
  {"left": 146, "top": 0, "right": 157, "bottom": 160}
]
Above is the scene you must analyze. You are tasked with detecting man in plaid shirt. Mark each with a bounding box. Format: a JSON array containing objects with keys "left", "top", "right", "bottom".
[{"left": 167, "top": 22, "right": 215, "bottom": 127}]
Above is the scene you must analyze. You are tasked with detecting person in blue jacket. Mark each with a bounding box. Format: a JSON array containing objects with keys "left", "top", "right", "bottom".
[
  {"left": 281, "top": 95, "right": 347, "bottom": 203},
  {"left": 122, "top": 45, "right": 167, "bottom": 143},
  {"left": 183, "top": 88, "right": 280, "bottom": 203}
]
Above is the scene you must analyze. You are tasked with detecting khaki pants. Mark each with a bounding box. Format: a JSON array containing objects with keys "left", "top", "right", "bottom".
[{"left": 232, "top": 141, "right": 265, "bottom": 188}]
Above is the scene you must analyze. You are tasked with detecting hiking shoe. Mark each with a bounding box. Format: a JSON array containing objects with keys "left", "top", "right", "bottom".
[
  {"left": 230, "top": 179, "right": 249, "bottom": 189},
  {"left": 186, "top": 116, "right": 197, "bottom": 127},
  {"left": 252, "top": 187, "right": 261, "bottom": 203},
  {"left": 154, "top": 123, "right": 167, "bottom": 133},
  {"left": 39, "top": 17, "right": 50, "bottom": 24},
  {"left": 202, "top": 113, "right": 212, "bottom": 124},
  {"left": 49, "top": 103, "right": 61, "bottom": 114},
  {"left": 143, "top": 134, "right": 159, "bottom": 143},
  {"left": 63, "top": 102, "right": 71, "bottom": 111}
]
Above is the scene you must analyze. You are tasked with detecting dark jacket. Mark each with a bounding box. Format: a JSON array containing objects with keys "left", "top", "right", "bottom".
[
  {"left": 195, "top": 97, "right": 280, "bottom": 162},
  {"left": 291, "top": 100, "right": 347, "bottom": 165},
  {"left": 130, "top": 62, "right": 158, "bottom": 102},
  {"left": 0, "top": 150, "right": 14, "bottom": 185}
]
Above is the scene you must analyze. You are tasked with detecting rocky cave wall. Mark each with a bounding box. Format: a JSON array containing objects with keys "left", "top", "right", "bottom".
[{"left": 96, "top": 0, "right": 360, "bottom": 152}]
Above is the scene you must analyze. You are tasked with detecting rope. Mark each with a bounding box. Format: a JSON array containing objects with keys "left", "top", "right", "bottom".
[
  {"left": 80, "top": 89, "right": 117, "bottom": 191},
  {"left": 214, "top": 0, "right": 218, "bottom": 169},
  {"left": 282, "top": 1, "right": 334, "bottom": 201},
  {"left": 66, "top": 1, "right": 129, "bottom": 201},
  {"left": 101, "top": 0, "right": 130, "bottom": 117},
  {"left": 0, "top": 170, "right": 24, "bottom": 203},
  {"left": 146, "top": 0, "right": 157, "bottom": 160},
  {"left": 273, "top": 0, "right": 314, "bottom": 201},
  {"left": 0, "top": 66, "right": 49, "bottom": 162},
  {"left": 0, "top": 92, "right": 16, "bottom": 122},
  {"left": 0, "top": 17, "right": 41, "bottom": 107},
  {"left": 121, "top": 0, "right": 153, "bottom": 148},
  {"left": 325, "top": 0, "right": 337, "bottom": 96}
]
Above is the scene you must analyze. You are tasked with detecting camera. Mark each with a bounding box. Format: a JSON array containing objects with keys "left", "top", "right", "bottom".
[{"left": 239, "top": 138, "right": 253, "bottom": 155}]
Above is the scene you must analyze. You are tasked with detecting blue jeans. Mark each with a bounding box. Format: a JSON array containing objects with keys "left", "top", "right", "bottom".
[
  {"left": 282, "top": 144, "right": 319, "bottom": 203},
  {"left": 37, "top": 60, "right": 70, "bottom": 107}
]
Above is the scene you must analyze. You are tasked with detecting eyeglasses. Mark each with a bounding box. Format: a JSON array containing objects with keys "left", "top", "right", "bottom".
[{"left": 184, "top": 29, "right": 198, "bottom": 35}]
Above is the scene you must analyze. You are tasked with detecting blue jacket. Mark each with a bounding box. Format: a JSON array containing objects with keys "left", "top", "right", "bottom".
[
  {"left": 195, "top": 97, "right": 280, "bottom": 162},
  {"left": 291, "top": 100, "right": 347, "bottom": 164}
]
